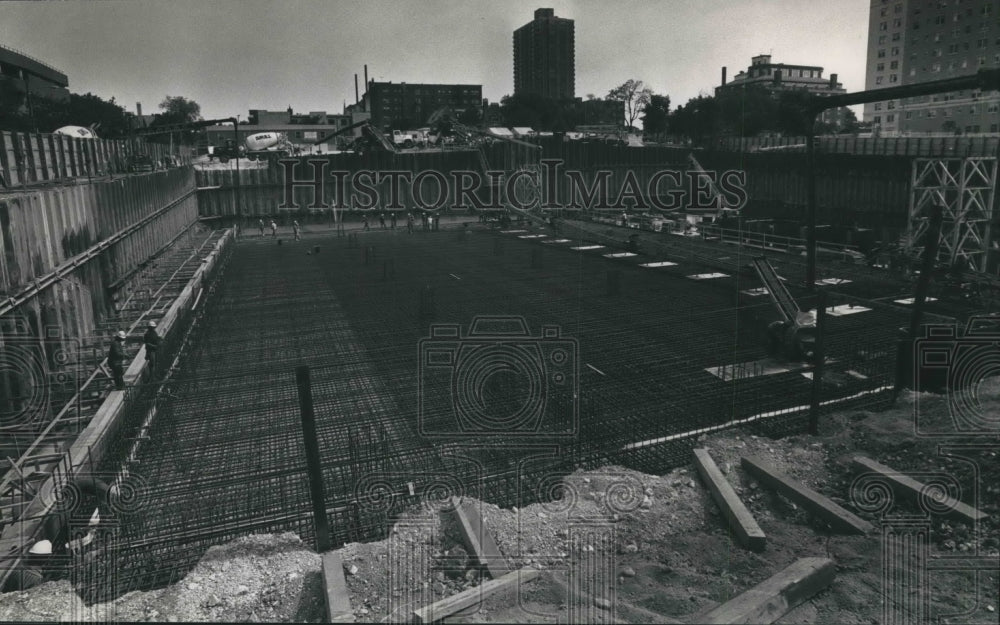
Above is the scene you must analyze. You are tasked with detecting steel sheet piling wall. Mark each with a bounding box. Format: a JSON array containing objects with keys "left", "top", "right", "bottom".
[
  {"left": 1, "top": 167, "right": 198, "bottom": 347},
  {"left": 0, "top": 131, "right": 193, "bottom": 189}
]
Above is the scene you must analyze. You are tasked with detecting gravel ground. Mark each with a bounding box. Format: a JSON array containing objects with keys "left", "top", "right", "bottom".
[{"left": 1, "top": 389, "right": 997, "bottom": 623}]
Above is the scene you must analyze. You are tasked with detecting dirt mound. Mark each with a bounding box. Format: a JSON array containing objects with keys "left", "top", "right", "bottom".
[{"left": 2, "top": 390, "right": 997, "bottom": 623}]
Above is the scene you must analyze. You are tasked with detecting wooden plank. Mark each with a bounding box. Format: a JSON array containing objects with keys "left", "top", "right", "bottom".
[
  {"left": 412, "top": 566, "right": 541, "bottom": 624},
  {"left": 851, "top": 456, "right": 986, "bottom": 523},
  {"left": 320, "top": 551, "right": 354, "bottom": 623},
  {"left": 693, "top": 448, "right": 766, "bottom": 552},
  {"left": 450, "top": 496, "right": 509, "bottom": 579},
  {"left": 741, "top": 456, "right": 873, "bottom": 535},
  {"left": 699, "top": 557, "right": 836, "bottom": 624}
]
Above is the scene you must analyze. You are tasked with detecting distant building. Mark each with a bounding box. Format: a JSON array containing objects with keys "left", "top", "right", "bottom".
[
  {"left": 203, "top": 108, "right": 354, "bottom": 150},
  {"left": 0, "top": 44, "right": 70, "bottom": 110},
  {"left": 717, "top": 54, "right": 846, "bottom": 97},
  {"left": 357, "top": 81, "right": 482, "bottom": 130},
  {"left": 716, "top": 54, "right": 849, "bottom": 127},
  {"left": 513, "top": 8, "right": 575, "bottom": 100},
  {"left": 863, "top": 0, "right": 1000, "bottom": 135}
]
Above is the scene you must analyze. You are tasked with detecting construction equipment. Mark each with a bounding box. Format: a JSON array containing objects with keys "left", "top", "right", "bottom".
[
  {"left": 133, "top": 117, "right": 238, "bottom": 138},
  {"left": 54, "top": 125, "right": 98, "bottom": 139},
  {"left": 311, "top": 119, "right": 398, "bottom": 153},
  {"left": 743, "top": 256, "right": 818, "bottom": 363},
  {"left": 206, "top": 132, "right": 300, "bottom": 163},
  {"left": 132, "top": 117, "right": 240, "bottom": 162},
  {"left": 687, "top": 153, "right": 740, "bottom": 222}
]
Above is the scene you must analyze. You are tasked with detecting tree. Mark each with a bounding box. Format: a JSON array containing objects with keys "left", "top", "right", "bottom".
[
  {"left": 775, "top": 89, "right": 815, "bottom": 135},
  {"left": 715, "top": 85, "right": 778, "bottom": 136},
  {"left": 499, "top": 94, "right": 580, "bottom": 131},
  {"left": 640, "top": 94, "right": 670, "bottom": 136},
  {"left": 0, "top": 91, "right": 130, "bottom": 136},
  {"left": 148, "top": 96, "right": 203, "bottom": 144},
  {"left": 668, "top": 95, "right": 719, "bottom": 145},
  {"left": 836, "top": 107, "right": 860, "bottom": 135},
  {"left": 158, "top": 96, "right": 201, "bottom": 124},
  {"left": 607, "top": 79, "right": 652, "bottom": 129},
  {"left": 457, "top": 107, "right": 482, "bottom": 126}
]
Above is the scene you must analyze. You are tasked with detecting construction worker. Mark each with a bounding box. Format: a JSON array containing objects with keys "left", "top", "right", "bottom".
[
  {"left": 293, "top": 220, "right": 301, "bottom": 241},
  {"left": 143, "top": 321, "right": 160, "bottom": 379},
  {"left": 108, "top": 331, "right": 127, "bottom": 390}
]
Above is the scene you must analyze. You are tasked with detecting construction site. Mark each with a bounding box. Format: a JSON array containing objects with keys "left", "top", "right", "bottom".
[{"left": 1, "top": 71, "right": 999, "bottom": 624}]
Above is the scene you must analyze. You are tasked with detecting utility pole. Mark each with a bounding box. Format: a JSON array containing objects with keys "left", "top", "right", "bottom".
[{"left": 235, "top": 117, "right": 241, "bottom": 221}]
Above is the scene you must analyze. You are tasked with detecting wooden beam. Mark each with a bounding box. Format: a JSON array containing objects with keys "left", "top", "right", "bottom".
[
  {"left": 412, "top": 566, "right": 541, "bottom": 624},
  {"left": 699, "top": 557, "right": 836, "bottom": 624},
  {"left": 741, "top": 456, "right": 873, "bottom": 535},
  {"left": 851, "top": 456, "right": 986, "bottom": 524},
  {"left": 693, "top": 448, "right": 766, "bottom": 552},
  {"left": 320, "top": 551, "right": 354, "bottom": 623},
  {"left": 450, "top": 496, "right": 509, "bottom": 579}
]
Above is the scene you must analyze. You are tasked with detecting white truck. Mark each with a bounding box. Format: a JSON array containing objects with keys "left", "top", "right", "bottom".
[{"left": 391, "top": 129, "right": 431, "bottom": 149}]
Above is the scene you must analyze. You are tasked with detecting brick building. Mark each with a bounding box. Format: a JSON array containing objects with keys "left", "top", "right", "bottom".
[
  {"left": 513, "top": 8, "right": 575, "bottom": 100},
  {"left": 359, "top": 81, "right": 482, "bottom": 130},
  {"left": 863, "top": 0, "right": 1000, "bottom": 134}
]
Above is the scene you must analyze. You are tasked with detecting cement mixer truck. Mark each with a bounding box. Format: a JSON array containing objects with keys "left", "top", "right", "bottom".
[{"left": 209, "top": 132, "right": 299, "bottom": 162}]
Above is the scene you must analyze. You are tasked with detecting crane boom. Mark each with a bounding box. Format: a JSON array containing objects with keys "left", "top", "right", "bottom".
[
  {"left": 133, "top": 117, "right": 238, "bottom": 137},
  {"left": 310, "top": 120, "right": 398, "bottom": 152}
]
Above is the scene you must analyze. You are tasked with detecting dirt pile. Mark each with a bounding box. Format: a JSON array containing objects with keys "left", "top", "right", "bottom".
[{"left": 1, "top": 389, "right": 997, "bottom": 623}]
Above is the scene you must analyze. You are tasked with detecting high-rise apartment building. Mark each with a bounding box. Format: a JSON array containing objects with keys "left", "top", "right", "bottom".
[
  {"left": 513, "top": 8, "right": 575, "bottom": 100},
  {"left": 863, "top": 0, "right": 1000, "bottom": 134}
]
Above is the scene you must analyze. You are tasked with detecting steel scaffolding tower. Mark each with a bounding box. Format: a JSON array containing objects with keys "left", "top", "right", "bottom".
[{"left": 905, "top": 157, "right": 998, "bottom": 273}]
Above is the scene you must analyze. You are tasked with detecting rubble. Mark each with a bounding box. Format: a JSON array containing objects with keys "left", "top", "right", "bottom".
[{"left": 1, "top": 391, "right": 997, "bottom": 623}]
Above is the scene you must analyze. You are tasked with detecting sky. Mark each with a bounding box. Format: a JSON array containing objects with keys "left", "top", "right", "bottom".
[{"left": 1, "top": 0, "right": 871, "bottom": 121}]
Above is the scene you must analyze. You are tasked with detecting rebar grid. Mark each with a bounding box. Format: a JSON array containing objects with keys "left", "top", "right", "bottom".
[
  {"left": 71, "top": 222, "right": 923, "bottom": 601},
  {"left": 0, "top": 226, "right": 226, "bottom": 535}
]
